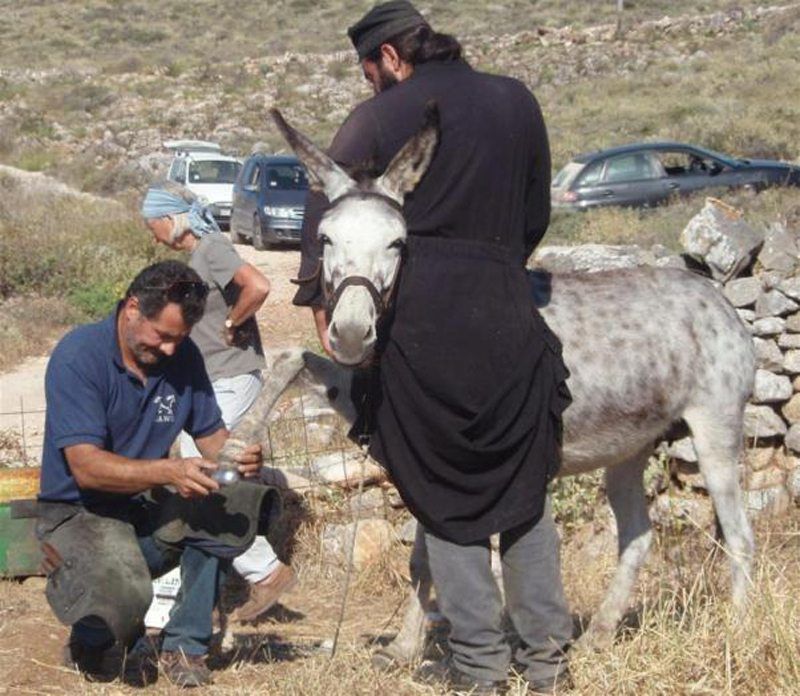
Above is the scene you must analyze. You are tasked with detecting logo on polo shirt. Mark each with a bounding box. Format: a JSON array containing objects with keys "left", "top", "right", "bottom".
[{"left": 153, "top": 394, "right": 177, "bottom": 423}]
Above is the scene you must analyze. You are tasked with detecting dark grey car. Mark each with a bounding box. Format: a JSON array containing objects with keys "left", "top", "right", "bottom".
[{"left": 552, "top": 142, "right": 800, "bottom": 211}]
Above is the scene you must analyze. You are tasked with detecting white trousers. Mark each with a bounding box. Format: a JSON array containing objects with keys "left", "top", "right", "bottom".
[{"left": 180, "top": 370, "right": 279, "bottom": 583}]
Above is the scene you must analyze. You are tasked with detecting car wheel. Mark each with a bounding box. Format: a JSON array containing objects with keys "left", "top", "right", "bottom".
[{"left": 252, "top": 217, "right": 267, "bottom": 251}]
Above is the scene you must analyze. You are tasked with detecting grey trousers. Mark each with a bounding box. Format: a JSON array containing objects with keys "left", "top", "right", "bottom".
[{"left": 424, "top": 498, "right": 573, "bottom": 683}]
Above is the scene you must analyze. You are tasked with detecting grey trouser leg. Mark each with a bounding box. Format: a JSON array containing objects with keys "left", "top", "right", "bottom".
[
  {"left": 501, "top": 498, "right": 572, "bottom": 683},
  {"left": 424, "top": 528, "right": 510, "bottom": 682},
  {"left": 424, "top": 497, "right": 572, "bottom": 684}
]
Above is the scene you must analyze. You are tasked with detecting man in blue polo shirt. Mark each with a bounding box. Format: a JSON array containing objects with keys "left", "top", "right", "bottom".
[{"left": 37, "top": 260, "right": 264, "bottom": 688}]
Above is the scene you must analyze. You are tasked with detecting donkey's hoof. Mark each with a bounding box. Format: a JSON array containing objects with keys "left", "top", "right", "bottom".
[
  {"left": 574, "top": 625, "right": 615, "bottom": 653},
  {"left": 370, "top": 646, "right": 409, "bottom": 672}
]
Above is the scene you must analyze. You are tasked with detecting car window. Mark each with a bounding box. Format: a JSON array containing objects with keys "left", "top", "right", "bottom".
[
  {"left": 552, "top": 161, "right": 584, "bottom": 189},
  {"left": 247, "top": 163, "right": 261, "bottom": 187},
  {"left": 265, "top": 164, "right": 309, "bottom": 191},
  {"left": 575, "top": 161, "right": 604, "bottom": 187},
  {"left": 170, "top": 159, "right": 186, "bottom": 184},
  {"left": 655, "top": 150, "right": 719, "bottom": 176},
  {"left": 188, "top": 160, "right": 242, "bottom": 184},
  {"left": 602, "top": 153, "right": 659, "bottom": 183}
]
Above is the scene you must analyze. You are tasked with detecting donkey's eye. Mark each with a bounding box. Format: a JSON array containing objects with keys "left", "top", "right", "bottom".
[
  {"left": 388, "top": 238, "right": 405, "bottom": 250},
  {"left": 318, "top": 233, "right": 332, "bottom": 246}
]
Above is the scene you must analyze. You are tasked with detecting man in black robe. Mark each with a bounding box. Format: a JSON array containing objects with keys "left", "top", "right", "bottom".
[{"left": 293, "top": 2, "right": 573, "bottom": 692}]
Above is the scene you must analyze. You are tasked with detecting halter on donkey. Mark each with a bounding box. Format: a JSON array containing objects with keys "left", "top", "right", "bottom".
[{"left": 259, "top": 107, "right": 756, "bottom": 661}]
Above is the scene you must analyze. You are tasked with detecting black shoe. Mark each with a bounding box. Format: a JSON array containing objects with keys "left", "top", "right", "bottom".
[
  {"left": 415, "top": 658, "right": 507, "bottom": 695},
  {"left": 62, "top": 640, "right": 109, "bottom": 680},
  {"left": 122, "top": 637, "right": 160, "bottom": 687},
  {"left": 160, "top": 650, "right": 213, "bottom": 688},
  {"left": 527, "top": 668, "right": 573, "bottom": 694}
]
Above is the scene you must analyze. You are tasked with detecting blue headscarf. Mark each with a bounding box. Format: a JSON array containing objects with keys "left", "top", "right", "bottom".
[{"left": 141, "top": 186, "right": 220, "bottom": 237}]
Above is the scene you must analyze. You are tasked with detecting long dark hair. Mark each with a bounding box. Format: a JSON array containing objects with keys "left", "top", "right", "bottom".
[{"left": 365, "top": 24, "right": 463, "bottom": 65}]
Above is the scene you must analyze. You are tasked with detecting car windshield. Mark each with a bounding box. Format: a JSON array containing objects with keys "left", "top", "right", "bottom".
[
  {"left": 552, "top": 161, "right": 584, "bottom": 189},
  {"left": 188, "top": 160, "right": 242, "bottom": 184},
  {"left": 266, "top": 164, "right": 309, "bottom": 191}
]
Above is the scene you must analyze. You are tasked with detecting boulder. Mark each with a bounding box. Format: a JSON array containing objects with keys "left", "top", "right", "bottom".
[
  {"left": 785, "top": 423, "right": 800, "bottom": 453},
  {"left": 778, "top": 276, "right": 800, "bottom": 302},
  {"left": 736, "top": 308, "right": 755, "bottom": 324},
  {"left": 752, "top": 338, "right": 784, "bottom": 372},
  {"left": 743, "top": 404, "right": 787, "bottom": 438},
  {"left": 754, "top": 290, "right": 799, "bottom": 319},
  {"left": 751, "top": 317, "right": 785, "bottom": 336},
  {"left": 785, "top": 312, "right": 800, "bottom": 333},
  {"left": 794, "top": 375, "right": 800, "bottom": 391},
  {"left": 757, "top": 222, "right": 799, "bottom": 274},
  {"left": 532, "top": 244, "right": 654, "bottom": 274},
  {"left": 321, "top": 519, "right": 395, "bottom": 570},
  {"left": 752, "top": 370, "right": 793, "bottom": 403},
  {"left": 349, "top": 487, "right": 387, "bottom": 518},
  {"left": 782, "top": 394, "right": 800, "bottom": 424},
  {"left": 666, "top": 437, "right": 698, "bottom": 463},
  {"left": 784, "top": 350, "right": 800, "bottom": 374},
  {"left": 310, "top": 452, "right": 385, "bottom": 489},
  {"left": 788, "top": 466, "right": 800, "bottom": 501},
  {"left": 778, "top": 333, "right": 800, "bottom": 350},
  {"left": 650, "top": 493, "right": 715, "bottom": 530},
  {"left": 679, "top": 198, "right": 763, "bottom": 281},
  {"left": 397, "top": 516, "right": 418, "bottom": 544},
  {"left": 745, "top": 485, "right": 791, "bottom": 518},
  {"left": 746, "top": 446, "right": 779, "bottom": 472},
  {"left": 743, "top": 465, "right": 786, "bottom": 491},
  {"left": 723, "top": 276, "right": 761, "bottom": 307}
]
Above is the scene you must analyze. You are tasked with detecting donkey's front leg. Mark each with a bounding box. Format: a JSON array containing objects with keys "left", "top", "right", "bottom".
[
  {"left": 372, "top": 521, "right": 432, "bottom": 669},
  {"left": 579, "top": 451, "right": 652, "bottom": 650}
]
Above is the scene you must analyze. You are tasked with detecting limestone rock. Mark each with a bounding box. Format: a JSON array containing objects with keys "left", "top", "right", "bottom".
[
  {"left": 757, "top": 222, "right": 798, "bottom": 274},
  {"left": 680, "top": 198, "right": 763, "bottom": 281},
  {"left": 744, "top": 404, "right": 787, "bottom": 438},
  {"left": 752, "top": 369, "right": 793, "bottom": 403},
  {"left": 745, "top": 485, "right": 791, "bottom": 518},
  {"left": 310, "top": 452, "right": 385, "bottom": 489},
  {"left": 349, "top": 487, "right": 387, "bottom": 518},
  {"left": 778, "top": 333, "right": 800, "bottom": 350},
  {"left": 788, "top": 466, "right": 800, "bottom": 501},
  {"left": 322, "top": 519, "right": 395, "bottom": 570},
  {"left": 794, "top": 375, "right": 800, "bottom": 391},
  {"left": 746, "top": 447, "right": 779, "bottom": 472},
  {"left": 724, "top": 276, "right": 761, "bottom": 307},
  {"left": 397, "top": 516, "right": 418, "bottom": 544},
  {"left": 751, "top": 317, "right": 785, "bottom": 336},
  {"left": 784, "top": 350, "right": 800, "bottom": 374},
  {"left": 737, "top": 308, "right": 755, "bottom": 324},
  {"left": 752, "top": 338, "right": 784, "bottom": 371},
  {"left": 785, "top": 312, "right": 800, "bottom": 332},
  {"left": 778, "top": 276, "right": 800, "bottom": 302},
  {"left": 744, "top": 465, "right": 786, "bottom": 491},
  {"left": 785, "top": 423, "right": 800, "bottom": 453},
  {"left": 532, "top": 244, "right": 653, "bottom": 274},
  {"left": 650, "top": 493, "right": 715, "bottom": 530},
  {"left": 782, "top": 394, "right": 800, "bottom": 424},
  {"left": 666, "top": 437, "right": 698, "bottom": 463},
  {"left": 754, "top": 289, "right": 799, "bottom": 319}
]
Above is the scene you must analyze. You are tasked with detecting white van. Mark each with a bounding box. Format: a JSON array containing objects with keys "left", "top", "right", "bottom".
[{"left": 165, "top": 140, "right": 242, "bottom": 230}]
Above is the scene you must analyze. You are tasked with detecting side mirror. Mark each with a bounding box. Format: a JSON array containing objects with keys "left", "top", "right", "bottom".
[{"left": 244, "top": 184, "right": 259, "bottom": 192}]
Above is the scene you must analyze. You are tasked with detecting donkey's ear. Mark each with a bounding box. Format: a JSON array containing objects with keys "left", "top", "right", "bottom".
[
  {"left": 376, "top": 102, "right": 440, "bottom": 204},
  {"left": 270, "top": 109, "right": 355, "bottom": 202}
]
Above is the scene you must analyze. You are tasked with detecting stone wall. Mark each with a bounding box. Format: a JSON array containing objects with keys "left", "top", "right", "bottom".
[{"left": 534, "top": 197, "right": 800, "bottom": 519}]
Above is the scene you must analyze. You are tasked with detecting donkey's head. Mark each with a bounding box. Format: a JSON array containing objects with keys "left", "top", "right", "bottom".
[{"left": 270, "top": 106, "right": 439, "bottom": 365}]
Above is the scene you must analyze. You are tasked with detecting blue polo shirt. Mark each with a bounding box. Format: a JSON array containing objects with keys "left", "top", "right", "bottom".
[{"left": 39, "top": 307, "right": 224, "bottom": 505}]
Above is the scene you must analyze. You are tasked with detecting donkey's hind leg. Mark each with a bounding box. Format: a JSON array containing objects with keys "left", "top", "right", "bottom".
[
  {"left": 580, "top": 450, "right": 652, "bottom": 649},
  {"left": 683, "top": 406, "right": 754, "bottom": 608}
]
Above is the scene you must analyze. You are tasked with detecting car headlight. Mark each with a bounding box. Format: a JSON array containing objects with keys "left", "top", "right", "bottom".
[{"left": 264, "top": 206, "right": 294, "bottom": 217}]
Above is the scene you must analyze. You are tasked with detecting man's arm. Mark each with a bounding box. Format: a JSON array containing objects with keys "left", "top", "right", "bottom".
[
  {"left": 65, "top": 444, "right": 219, "bottom": 498},
  {"left": 225, "top": 263, "right": 270, "bottom": 338}
]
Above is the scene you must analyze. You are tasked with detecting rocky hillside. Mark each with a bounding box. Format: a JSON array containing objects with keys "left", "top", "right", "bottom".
[{"left": 1, "top": 3, "right": 799, "bottom": 196}]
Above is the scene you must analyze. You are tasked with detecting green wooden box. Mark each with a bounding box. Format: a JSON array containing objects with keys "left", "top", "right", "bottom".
[{"left": 0, "top": 468, "right": 42, "bottom": 577}]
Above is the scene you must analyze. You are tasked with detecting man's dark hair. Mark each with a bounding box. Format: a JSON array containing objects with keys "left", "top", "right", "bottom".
[
  {"left": 125, "top": 260, "right": 207, "bottom": 326},
  {"left": 365, "top": 24, "right": 462, "bottom": 65}
]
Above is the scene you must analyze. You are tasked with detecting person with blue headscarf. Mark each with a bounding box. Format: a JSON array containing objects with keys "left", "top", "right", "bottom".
[{"left": 141, "top": 182, "right": 297, "bottom": 624}]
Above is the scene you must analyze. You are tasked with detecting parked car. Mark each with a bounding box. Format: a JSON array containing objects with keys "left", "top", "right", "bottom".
[
  {"left": 165, "top": 140, "right": 242, "bottom": 229},
  {"left": 551, "top": 141, "right": 800, "bottom": 211},
  {"left": 230, "top": 154, "right": 309, "bottom": 249}
]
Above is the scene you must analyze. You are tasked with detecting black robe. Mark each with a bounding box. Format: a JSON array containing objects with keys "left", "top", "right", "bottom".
[{"left": 294, "top": 59, "right": 571, "bottom": 544}]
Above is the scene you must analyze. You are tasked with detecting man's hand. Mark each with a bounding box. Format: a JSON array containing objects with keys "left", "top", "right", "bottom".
[
  {"left": 169, "top": 458, "right": 220, "bottom": 498},
  {"left": 235, "top": 443, "right": 263, "bottom": 479}
]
